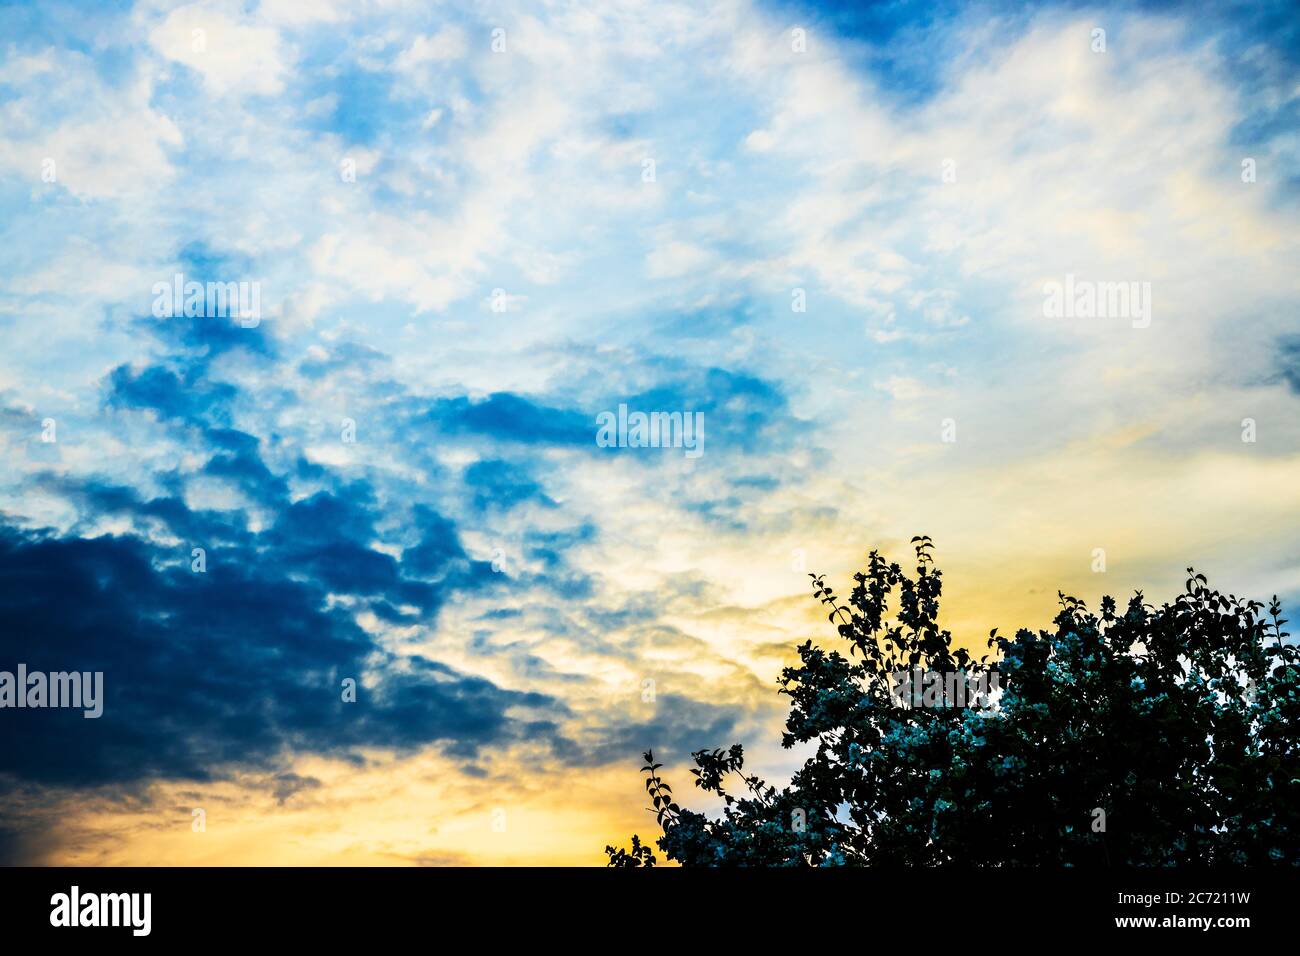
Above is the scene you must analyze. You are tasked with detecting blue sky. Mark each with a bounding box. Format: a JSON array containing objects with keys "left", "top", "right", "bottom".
[{"left": 0, "top": 0, "right": 1298, "bottom": 864}]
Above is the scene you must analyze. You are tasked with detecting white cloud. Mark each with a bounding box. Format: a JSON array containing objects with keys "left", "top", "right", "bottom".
[
  {"left": 0, "top": 56, "right": 181, "bottom": 201},
  {"left": 744, "top": 129, "right": 775, "bottom": 152},
  {"left": 255, "top": 0, "right": 351, "bottom": 26},
  {"left": 147, "top": 2, "right": 291, "bottom": 97},
  {"left": 394, "top": 26, "right": 467, "bottom": 73},
  {"left": 646, "top": 241, "right": 715, "bottom": 279}
]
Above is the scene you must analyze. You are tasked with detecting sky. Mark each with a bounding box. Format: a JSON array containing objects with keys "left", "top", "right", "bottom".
[{"left": 0, "top": 0, "right": 1297, "bottom": 865}]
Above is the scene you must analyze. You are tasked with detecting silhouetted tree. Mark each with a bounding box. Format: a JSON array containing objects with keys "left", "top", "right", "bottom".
[
  {"left": 607, "top": 537, "right": 1299, "bottom": 865},
  {"left": 604, "top": 832, "right": 656, "bottom": 868}
]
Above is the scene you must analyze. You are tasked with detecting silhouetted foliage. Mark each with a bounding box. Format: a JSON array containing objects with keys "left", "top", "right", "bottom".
[
  {"left": 604, "top": 832, "right": 656, "bottom": 868},
  {"left": 606, "top": 538, "right": 1299, "bottom": 865}
]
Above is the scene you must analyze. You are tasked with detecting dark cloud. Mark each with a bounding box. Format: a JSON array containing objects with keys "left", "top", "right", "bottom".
[
  {"left": 203, "top": 427, "right": 291, "bottom": 503},
  {"left": 463, "top": 458, "right": 553, "bottom": 512},
  {"left": 0, "top": 822, "right": 59, "bottom": 867},
  {"left": 0, "top": 520, "right": 561, "bottom": 790},
  {"left": 50, "top": 477, "right": 248, "bottom": 549},
  {"left": 1, "top": 313, "right": 776, "bottom": 836},
  {"left": 554, "top": 694, "right": 745, "bottom": 768},
  {"left": 427, "top": 392, "right": 592, "bottom": 446},
  {"left": 107, "top": 364, "right": 237, "bottom": 426},
  {"left": 106, "top": 360, "right": 289, "bottom": 507},
  {"left": 5, "top": 334, "right": 574, "bottom": 791},
  {"left": 493, "top": 524, "right": 596, "bottom": 602},
  {"left": 1278, "top": 336, "right": 1300, "bottom": 394},
  {"left": 272, "top": 772, "right": 323, "bottom": 806},
  {"left": 620, "top": 366, "right": 793, "bottom": 455}
]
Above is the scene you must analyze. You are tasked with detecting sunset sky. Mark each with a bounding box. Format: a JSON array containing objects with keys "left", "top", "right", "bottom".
[{"left": 1, "top": 0, "right": 1298, "bottom": 865}]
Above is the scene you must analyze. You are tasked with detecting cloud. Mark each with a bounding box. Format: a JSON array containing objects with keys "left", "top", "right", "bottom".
[
  {"left": 395, "top": 27, "right": 468, "bottom": 73},
  {"left": 147, "top": 2, "right": 291, "bottom": 97},
  {"left": 427, "top": 393, "right": 593, "bottom": 447},
  {"left": 1277, "top": 337, "right": 1300, "bottom": 394},
  {"left": 0, "top": 51, "right": 181, "bottom": 201},
  {"left": 646, "top": 241, "right": 716, "bottom": 279},
  {"left": 464, "top": 459, "right": 553, "bottom": 512},
  {"left": 0, "top": 519, "right": 559, "bottom": 789},
  {"left": 1, "top": 0, "right": 1298, "bottom": 866}
]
